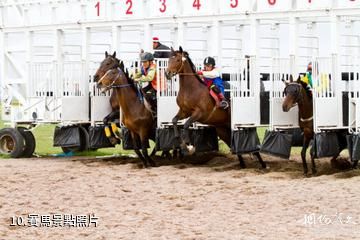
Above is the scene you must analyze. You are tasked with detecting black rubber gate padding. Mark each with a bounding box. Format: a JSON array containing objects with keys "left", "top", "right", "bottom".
[
  {"left": 231, "top": 128, "right": 260, "bottom": 154},
  {"left": 89, "top": 125, "right": 115, "bottom": 149},
  {"left": 17, "top": 127, "right": 36, "bottom": 158},
  {"left": 260, "top": 130, "right": 292, "bottom": 159}
]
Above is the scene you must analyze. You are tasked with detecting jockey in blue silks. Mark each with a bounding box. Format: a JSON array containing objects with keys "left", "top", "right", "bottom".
[{"left": 197, "top": 56, "right": 228, "bottom": 109}]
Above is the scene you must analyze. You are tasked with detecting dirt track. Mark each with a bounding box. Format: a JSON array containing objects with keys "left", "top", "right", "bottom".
[{"left": 1, "top": 153, "right": 360, "bottom": 240}]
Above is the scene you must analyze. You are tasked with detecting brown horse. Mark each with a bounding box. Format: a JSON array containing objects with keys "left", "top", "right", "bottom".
[
  {"left": 165, "top": 47, "right": 266, "bottom": 168},
  {"left": 97, "top": 62, "right": 156, "bottom": 168},
  {"left": 282, "top": 77, "right": 349, "bottom": 175}
]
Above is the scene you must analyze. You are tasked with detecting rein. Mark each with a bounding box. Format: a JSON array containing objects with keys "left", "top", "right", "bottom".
[{"left": 100, "top": 69, "right": 132, "bottom": 91}]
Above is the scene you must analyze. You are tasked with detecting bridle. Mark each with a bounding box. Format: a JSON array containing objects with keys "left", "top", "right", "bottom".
[
  {"left": 284, "top": 82, "right": 303, "bottom": 104},
  {"left": 167, "top": 54, "right": 199, "bottom": 77},
  {"left": 99, "top": 68, "right": 132, "bottom": 91},
  {"left": 284, "top": 82, "right": 313, "bottom": 122}
]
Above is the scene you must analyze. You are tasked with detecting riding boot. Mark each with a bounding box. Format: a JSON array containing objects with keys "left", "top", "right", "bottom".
[
  {"left": 111, "top": 122, "right": 121, "bottom": 139},
  {"left": 218, "top": 93, "right": 229, "bottom": 109}
]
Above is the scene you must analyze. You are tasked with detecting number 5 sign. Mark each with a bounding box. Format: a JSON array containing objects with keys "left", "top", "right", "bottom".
[
  {"left": 219, "top": 0, "right": 254, "bottom": 14},
  {"left": 257, "top": 0, "right": 292, "bottom": 12}
]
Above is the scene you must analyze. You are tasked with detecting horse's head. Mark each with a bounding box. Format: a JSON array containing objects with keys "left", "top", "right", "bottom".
[
  {"left": 282, "top": 75, "right": 303, "bottom": 112},
  {"left": 94, "top": 51, "right": 120, "bottom": 82},
  {"left": 97, "top": 62, "right": 127, "bottom": 93},
  {"left": 165, "top": 46, "right": 187, "bottom": 79}
]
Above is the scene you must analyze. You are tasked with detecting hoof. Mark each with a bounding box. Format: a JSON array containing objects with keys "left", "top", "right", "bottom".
[{"left": 149, "top": 160, "right": 157, "bottom": 167}]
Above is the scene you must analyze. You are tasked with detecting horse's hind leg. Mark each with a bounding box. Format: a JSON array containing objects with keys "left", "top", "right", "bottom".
[
  {"left": 131, "top": 133, "right": 148, "bottom": 168},
  {"left": 237, "top": 154, "right": 246, "bottom": 168},
  {"left": 254, "top": 152, "right": 266, "bottom": 169},
  {"left": 141, "top": 139, "right": 156, "bottom": 167},
  {"left": 310, "top": 151, "right": 317, "bottom": 175}
]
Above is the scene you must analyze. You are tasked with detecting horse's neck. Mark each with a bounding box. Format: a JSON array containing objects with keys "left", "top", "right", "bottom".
[
  {"left": 298, "top": 88, "right": 313, "bottom": 120},
  {"left": 113, "top": 85, "right": 139, "bottom": 115},
  {"left": 179, "top": 61, "right": 204, "bottom": 91}
]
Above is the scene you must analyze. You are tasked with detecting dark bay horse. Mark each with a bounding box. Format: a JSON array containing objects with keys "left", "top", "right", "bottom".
[
  {"left": 165, "top": 47, "right": 266, "bottom": 169},
  {"left": 97, "top": 62, "right": 156, "bottom": 168},
  {"left": 94, "top": 51, "right": 174, "bottom": 159},
  {"left": 282, "top": 77, "right": 349, "bottom": 176}
]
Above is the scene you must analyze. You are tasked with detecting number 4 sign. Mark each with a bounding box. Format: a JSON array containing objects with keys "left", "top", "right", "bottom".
[{"left": 183, "top": 0, "right": 213, "bottom": 15}]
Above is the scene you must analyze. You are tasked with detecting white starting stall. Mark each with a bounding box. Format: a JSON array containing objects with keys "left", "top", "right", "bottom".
[{"left": 1, "top": 0, "right": 360, "bottom": 158}]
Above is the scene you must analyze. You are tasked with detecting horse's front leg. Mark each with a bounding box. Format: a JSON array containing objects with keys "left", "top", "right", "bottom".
[
  {"left": 180, "top": 110, "right": 202, "bottom": 155},
  {"left": 141, "top": 138, "right": 156, "bottom": 167},
  {"left": 172, "top": 110, "right": 187, "bottom": 146},
  {"left": 302, "top": 130, "right": 313, "bottom": 176}
]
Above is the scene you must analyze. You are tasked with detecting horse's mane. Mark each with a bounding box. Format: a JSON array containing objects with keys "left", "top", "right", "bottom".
[
  {"left": 180, "top": 51, "right": 206, "bottom": 86},
  {"left": 118, "top": 61, "right": 137, "bottom": 92},
  {"left": 297, "top": 76, "right": 312, "bottom": 99}
]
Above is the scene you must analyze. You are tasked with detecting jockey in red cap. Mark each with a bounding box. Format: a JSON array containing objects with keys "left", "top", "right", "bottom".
[{"left": 152, "top": 37, "right": 170, "bottom": 58}]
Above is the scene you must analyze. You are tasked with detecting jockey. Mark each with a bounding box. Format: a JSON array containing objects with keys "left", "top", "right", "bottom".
[
  {"left": 198, "top": 56, "right": 229, "bottom": 109},
  {"left": 133, "top": 52, "right": 158, "bottom": 112},
  {"left": 133, "top": 52, "right": 158, "bottom": 94},
  {"left": 301, "top": 62, "right": 313, "bottom": 93}
]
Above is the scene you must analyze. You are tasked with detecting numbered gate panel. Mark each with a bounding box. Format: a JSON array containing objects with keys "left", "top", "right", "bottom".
[
  {"left": 348, "top": 58, "right": 360, "bottom": 133},
  {"left": 271, "top": 98, "right": 299, "bottom": 128},
  {"left": 157, "top": 97, "right": 179, "bottom": 127},
  {"left": 219, "top": 0, "right": 254, "bottom": 14},
  {"left": 312, "top": 57, "right": 343, "bottom": 131},
  {"left": 61, "top": 97, "right": 89, "bottom": 122},
  {"left": 270, "top": 58, "right": 299, "bottom": 128},
  {"left": 257, "top": 0, "right": 292, "bottom": 12},
  {"left": 231, "top": 97, "right": 260, "bottom": 128},
  {"left": 314, "top": 98, "right": 339, "bottom": 129},
  {"left": 182, "top": 0, "right": 214, "bottom": 16},
  {"left": 296, "top": 0, "right": 333, "bottom": 10},
  {"left": 149, "top": 0, "right": 178, "bottom": 17},
  {"left": 91, "top": 96, "right": 113, "bottom": 122},
  {"left": 349, "top": 99, "right": 360, "bottom": 133},
  {"left": 338, "top": 0, "right": 360, "bottom": 8}
]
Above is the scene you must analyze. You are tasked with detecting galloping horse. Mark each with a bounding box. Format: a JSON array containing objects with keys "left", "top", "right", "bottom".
[
  {"left": 165, "top": 47, "right": 266, "bottom": 169},
  {"left": 282, "top": 76, "right": 349, "bottom": 175},
  {"left": 97, "top": 62, "right": 156, "bottom": 168}
]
